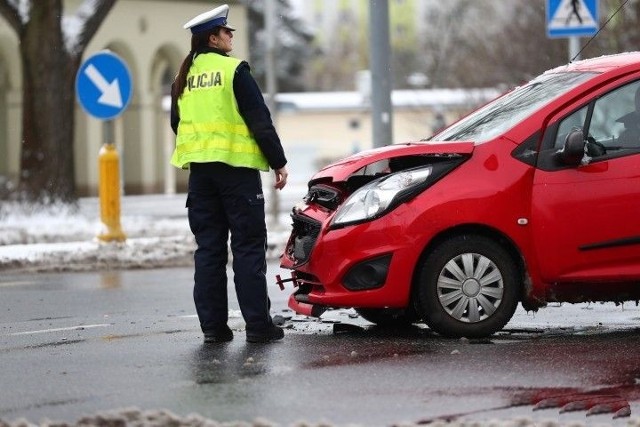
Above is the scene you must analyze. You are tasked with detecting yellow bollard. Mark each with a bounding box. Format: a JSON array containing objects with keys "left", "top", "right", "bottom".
[{"left": 97, "top": 143, "right": 126, "bottom": 242}]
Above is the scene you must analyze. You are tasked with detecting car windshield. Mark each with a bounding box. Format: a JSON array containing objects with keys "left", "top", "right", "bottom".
[{"left": 430, "top": 71, "right": 597, "bottom": 143}]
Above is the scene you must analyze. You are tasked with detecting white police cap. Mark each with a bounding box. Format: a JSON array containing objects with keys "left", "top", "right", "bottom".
[{"left": 183, "top": 4, "right": 236, "bottom": 34}]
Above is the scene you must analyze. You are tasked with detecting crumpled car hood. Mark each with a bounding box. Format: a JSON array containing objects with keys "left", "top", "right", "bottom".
[{"left": 312, "top": 141, "right": 475, "bottom": 182}]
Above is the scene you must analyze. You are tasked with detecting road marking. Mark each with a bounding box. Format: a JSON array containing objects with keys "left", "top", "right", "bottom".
[
  {"left": 176, "top": 310, "right": 242, "bottom": 319},
  {"left": 8, "top": 324, "right": 111, "bottom": 336},
  {"left": 0, "top": 281, "right": 36, "bottom": 288}
]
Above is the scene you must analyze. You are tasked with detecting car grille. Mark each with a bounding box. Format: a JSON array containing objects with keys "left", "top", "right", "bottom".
[{"left": 288, "top": 213, "right": 322, "bottom": 265}]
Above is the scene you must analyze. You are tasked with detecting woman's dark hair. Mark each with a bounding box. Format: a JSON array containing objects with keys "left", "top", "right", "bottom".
[{"left": 171, "top": 27, "right": 222, "bottom": 106}]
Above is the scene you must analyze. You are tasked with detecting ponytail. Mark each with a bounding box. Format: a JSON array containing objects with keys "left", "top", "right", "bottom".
[
  {"left": 172, "top": 52, "right": 194, "bottom": 101},
  {"left": 171, "top": 28, "right": 222, "bottom": 105}
]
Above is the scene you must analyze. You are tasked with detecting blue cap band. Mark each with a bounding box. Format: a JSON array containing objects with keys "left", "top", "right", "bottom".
[{"left": 190, "top": 17, "right": 227, "bottom": 34}]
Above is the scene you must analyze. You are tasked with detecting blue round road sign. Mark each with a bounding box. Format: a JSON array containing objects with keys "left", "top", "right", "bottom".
[{"left": 76, "top": 51, "right": 132, "bottom": 120}]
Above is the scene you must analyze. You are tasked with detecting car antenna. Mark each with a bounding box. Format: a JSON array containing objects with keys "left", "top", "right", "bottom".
[{"left": 571, "top": 0, "right": 631, "bottom": 62}]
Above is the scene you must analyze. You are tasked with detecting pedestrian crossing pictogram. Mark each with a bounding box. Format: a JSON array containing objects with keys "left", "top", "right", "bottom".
[{"left": 546, "top": 0, "right": 599, "bottom": 38}]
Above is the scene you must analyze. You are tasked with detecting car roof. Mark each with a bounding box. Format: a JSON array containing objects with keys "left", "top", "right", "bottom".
[{"left": 546, "top": 51, "right": 640, "bottom": 74}]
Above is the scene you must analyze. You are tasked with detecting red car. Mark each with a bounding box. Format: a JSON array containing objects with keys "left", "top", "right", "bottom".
[{"left": 277, "top": 52, "right": 640, "bottom": 338}]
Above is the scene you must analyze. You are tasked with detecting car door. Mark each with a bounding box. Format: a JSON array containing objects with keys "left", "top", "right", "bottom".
[{"left": 531, "top": 79, "right": 640, "bottom": 284}]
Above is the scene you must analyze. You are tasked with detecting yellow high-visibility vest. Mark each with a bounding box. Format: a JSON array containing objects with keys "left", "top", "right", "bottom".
[{"left": 171, "top": 54, "right": 269, "bottom": 171}]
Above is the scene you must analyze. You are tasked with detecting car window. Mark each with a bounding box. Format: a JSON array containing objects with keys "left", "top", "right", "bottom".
[
  {"left": 553, "top": 80, "right": 640, "bottom": 155},
  {"left": 554, "top": 106, "right": 588, "bottom": 148},
  {"left": 590, "top": 80, "right": 640, "bottom": 150}
]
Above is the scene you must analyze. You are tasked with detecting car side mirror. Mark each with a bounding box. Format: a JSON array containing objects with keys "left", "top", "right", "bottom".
[{"left": 559, "top": 128, "right": 585, "bottom": 166}]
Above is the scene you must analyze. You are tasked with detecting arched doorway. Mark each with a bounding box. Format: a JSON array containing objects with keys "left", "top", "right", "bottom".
[{"left": 150, "top": 45, "right": 185, "bottom": 194}]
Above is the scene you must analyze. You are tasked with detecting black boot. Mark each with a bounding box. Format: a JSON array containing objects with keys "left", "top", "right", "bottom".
[
  {"left": 203, "top": 325, "right": 233, "bottom": 343},
  {"left": 246, "top": 324, "right": 284, "bottom": 343}
]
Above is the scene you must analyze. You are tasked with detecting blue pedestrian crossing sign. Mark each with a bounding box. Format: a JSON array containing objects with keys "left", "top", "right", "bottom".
[
  {"left": 547, "top": 0, "right": 599, "bottom": 38},
  {"left": 76, "top": 51, "right": 132, "bottom": 120}
]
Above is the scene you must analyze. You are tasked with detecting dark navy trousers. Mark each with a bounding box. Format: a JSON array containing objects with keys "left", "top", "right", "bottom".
[{"left": 187, "top": 162, "right": 272, "bottom": 333}]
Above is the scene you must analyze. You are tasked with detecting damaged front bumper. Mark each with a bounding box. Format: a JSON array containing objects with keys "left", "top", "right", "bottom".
[
  {"left": 275, "top": 271, "right": 328, "bottom": 317},
  {"left": 277, "top": 202, "right": 420, "bottom": 318}
]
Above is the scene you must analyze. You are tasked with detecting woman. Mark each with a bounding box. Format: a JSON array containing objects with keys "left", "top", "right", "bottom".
[{"left": 170, "top": 4, "right": 288, "bottom": 344}]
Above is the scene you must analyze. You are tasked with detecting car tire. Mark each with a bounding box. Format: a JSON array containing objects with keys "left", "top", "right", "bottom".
[
  {"left": 416, "top": 234, "right": 520, "bottom": 338},
  {"left": 355, "top": 308, "right": 417, "bottom": 327}
]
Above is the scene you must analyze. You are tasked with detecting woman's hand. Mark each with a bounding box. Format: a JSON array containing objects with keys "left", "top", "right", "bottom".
[{"left": 274, "top": 166, "right": 288, "bottom": 190}]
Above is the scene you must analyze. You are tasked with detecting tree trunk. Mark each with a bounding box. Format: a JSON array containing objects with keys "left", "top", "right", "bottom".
[{"left": 19, "top": 1, "right": 78, "bottom": 203}]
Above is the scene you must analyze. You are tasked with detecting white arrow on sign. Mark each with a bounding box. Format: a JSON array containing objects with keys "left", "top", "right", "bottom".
[{"left": 84, "top": 63, "right": 123, "bottom": 108}]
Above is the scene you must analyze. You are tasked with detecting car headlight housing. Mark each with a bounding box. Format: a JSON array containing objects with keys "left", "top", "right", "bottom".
[{"left": 332, "top": 166, "right": 433, "bottom": 228}]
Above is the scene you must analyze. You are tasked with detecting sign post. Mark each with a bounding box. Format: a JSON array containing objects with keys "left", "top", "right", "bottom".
[
  {"left": 76, "top": 51, "right": 132, "bottom": 243},
  {"left": 546, "top": 0, "right": 599, "bottom": 61}
]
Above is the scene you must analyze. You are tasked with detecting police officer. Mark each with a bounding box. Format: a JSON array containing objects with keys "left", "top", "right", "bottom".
[{"left": 170, "top": 4, "right": 288, "bottom": 343}]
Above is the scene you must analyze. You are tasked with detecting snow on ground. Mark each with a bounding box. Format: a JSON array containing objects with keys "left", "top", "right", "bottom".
[
  {"left": 3, "top": 406, "right": 640, "bottom": 427},
  {"left": 0, "top": 194, "right": 291, "bottom": 273}
]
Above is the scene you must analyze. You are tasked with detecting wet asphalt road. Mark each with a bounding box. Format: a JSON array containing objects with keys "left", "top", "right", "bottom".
[{"left": 1, "top": 264, "right": 640, "bottom": 426}]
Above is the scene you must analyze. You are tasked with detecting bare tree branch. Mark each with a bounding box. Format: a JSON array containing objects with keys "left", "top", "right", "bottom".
[
  {"left": 0, "top": 0, "right": 24, "bottom": 33},
  {"left": 73, "top": 0, "right": 117, "bottom": 55}
]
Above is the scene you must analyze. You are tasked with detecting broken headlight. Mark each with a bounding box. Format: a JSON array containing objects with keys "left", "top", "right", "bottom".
[{"left": 331, "top": 166, "right": 433, "bottom": 228}]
